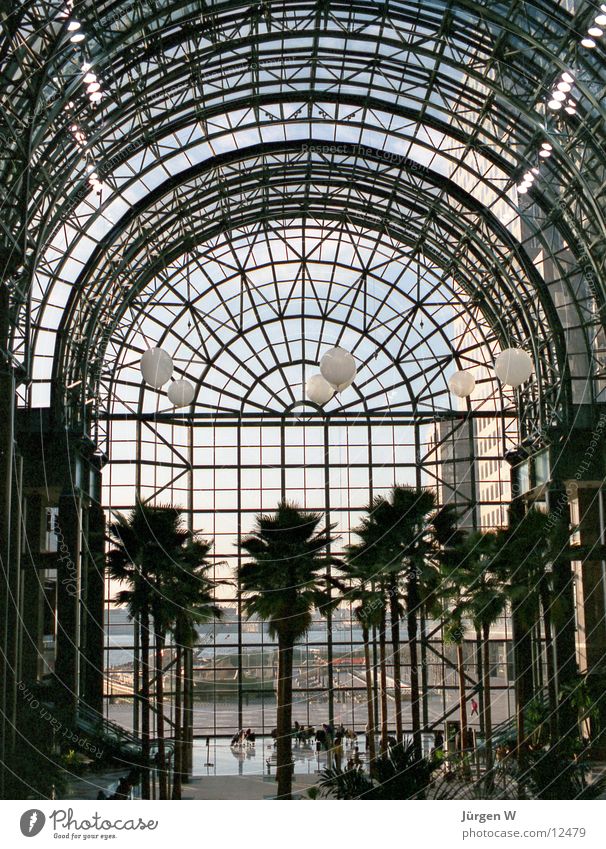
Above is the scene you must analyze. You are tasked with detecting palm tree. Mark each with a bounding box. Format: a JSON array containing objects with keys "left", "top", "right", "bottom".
[
  {"left": 108, "top": 502, "right": 218, "bottom": 799},
  {"left": 340, "top": 557, "right": 384, "bottom": 767},
  {"left": 166, "top": 538, "right": 222, "bottom": 799},
  {"left": 350, "top": 486, "right": 438, "bottom": 759},
  {"left": 238, "top": 501, "right": 340, "bottom": 799},
  {"left": 455, "top": 531, "right": 508, "bottom": 777}
]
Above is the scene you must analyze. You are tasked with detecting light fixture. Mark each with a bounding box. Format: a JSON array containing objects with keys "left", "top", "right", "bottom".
[
  {"left": 552, "top": 90, "right": 566, "bottom": 102},
  {"left": 539, "top": 149, "right": 552, "bottom": 158},
  {"left": 494, "top": 348, "right": 533, "bottom": 387},
  {"left": 67, "top": 20, "right": 81, "bottom": 31},
  {"left": 565, "top": 105, "right": 577, "bottom": 115},
  {"left": 581, "top": 37, "right": 596, "bottom": 48},
  {"left": 87, "top": 82, "right": 101, "bottom": 93},
  {"left": 140, "top": 348, "right": 173, "bottom": 388},
  {"left": 306, "top": 374, "right": 335, "bottom": 405},
  {"left": 517, "top": 185, "right": 528, "bottom": 194},
  {"left": 83, "top": 72, "right": 97, "bottom": 83},
  {"left": 168, "top": 379, "right": 195, "bottom": 407},
  {"left": 320, "top": 347, "right": 357, "bottom": 392},
  {"left": 595, "top": 15, "right": 606, "bottom": 26},
  {"left": 588, "top": 26, "right": 603, "bottom": 37},
  {"left": 561, "top": 72, "right": 574, "bottom": 83},
  {"left": 70, "top": 33, "right": 86, "bottom": 43},
  {"left": 541, "top": 142, "right": 552, "bottom": 150},
  {"left": 89, "top": 92, "right": 103, "bottom": 103},
  {"left": 547, "top": 99, "right": 562, "bottom": 110},
  {"left": 448, "top": 370, "right": 476, "bottom": 398},
  {"left": 557, "top": 82, "right": 571, "bottom": 92}
]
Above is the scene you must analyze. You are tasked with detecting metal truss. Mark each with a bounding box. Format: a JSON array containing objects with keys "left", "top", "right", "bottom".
[{"left": 1, "top": 0, "right": 606, "bottom": 438}]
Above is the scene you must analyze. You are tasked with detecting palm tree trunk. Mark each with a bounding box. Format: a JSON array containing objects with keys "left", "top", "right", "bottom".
[
  {"left": 456, "top": 641, "right": 470, "bottom": 777},
  {"left": 481, "top": 622, "right": 494, "bottom": 778},
  {"left": 539, "top": 578, "right": 558, "bottom": 742},
  {"left": 276, "top": 637, "right": 294, "bottom": 799},
  {"left": 378, "top": 606, "right": 389, "bottom": 756},
  {"left": 407, "top": 576, "right": 422, "bottom": 761},
  {"left": 183, "top": 646, "right": 193, "bottom": 780},
  {"left": 140, "top": 610, "right": 151, "bottom": 799},
  {"left": 362, "top": 623, "right": 377, "bottom": 773},
  {"left": 475, "top": 628, "right": 485, "bottom": 738},
  {"left": 172, "top": 642, "right": 182, "bottom": 800},
  {"left": 388, "top": 579, "right": 403, "bottom": 743},
  {"left": 512, "top": 608, "right": 533, "bottom": 788},
  {"left": 154, "top": 626, "right": 168, "bottom": 800}
]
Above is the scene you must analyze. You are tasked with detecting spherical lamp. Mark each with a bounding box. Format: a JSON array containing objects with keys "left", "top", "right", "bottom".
[
  {"left": 448, "top": 370, "right": 476, "bottom": 398},
  {"left": 306, "top": 374, "right": 334, "bottom": 405},
  {"left": 140, "top": 347, "right": 173, "bottom": 388},
  {"left": 320, "top": 346, "right": 357, "bottom": 392},
  {"left": 168, "top": 379, "right": 195, "bottom": 407},
  {"left": 494, "top": 348, "right": 533, "bottom": 387}
]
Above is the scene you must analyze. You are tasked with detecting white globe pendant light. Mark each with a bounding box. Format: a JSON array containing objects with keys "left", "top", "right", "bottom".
[
  {"left": 168, "top": 379, "right": 195, "bottom": 407},
  {"left": 320, "top": 346, "right": 357, "bottom": 392},
  {"left": 306, "top": 373, "right": 334, "bottom": 405},
  {"left": 494, "top": 348, "right": 533, "bottom": 387},
  {"left": 140, "top": 347, "right": 173, "bottom": 388},
  {"left": 448, "top": 370, "right": 476, "bottom": 398}
]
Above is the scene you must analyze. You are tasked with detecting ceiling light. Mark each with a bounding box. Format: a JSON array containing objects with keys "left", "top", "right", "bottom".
[
  {"left": 565, "top": 106, "right": 577, "bottom": 115},
  {"left": 588, "top": 26, "right": 603, "bottom": 37},
  {"left": 87, "top": 82, "right": 101, "bottom": 92},
  {"left": 82, "top": 62, "right": 92, "bottom": 72},
  {"left": 581, "top": 37, "right": 596, "bottom": 47},
  {"left": 539, "top": 149, "right": 552, "bottom": 158},
  {"left": 518, "top": 186, "right": 528, "bottom": 194},
  {"left": 531, "top": 167, "right": 540, "bottom": 175},
  {"left": 523, "top": 172, "right": 534, "bottom": 181},
  {"left": 597, "top": 15, "right": 606, "bottom": 26},
  {"left": 561, "top": 72, "right": 574, "bottom": 83},
  {"left": 547, "top": 99, "right": 562, "bottom": 110},
  {"left": 70, "top": 33, "right": 86, "bottom": 43},
  {"left": 552, "top": 90, "right": 566, "bottom": 101},
  {"left": 83, "top": 72, "right": 97, "bottom": 83},
  {"left": 541, "top": 142, "right": 552, "bottom": 150},
  {"left": 557, "top": 82, "right": 571, "bottom": 92},
  {"left": 67, "top": 20, "right": 81, "bottom": 31},
  {"left": 90, "top": 92, "right": 103, "bottom": 103}
]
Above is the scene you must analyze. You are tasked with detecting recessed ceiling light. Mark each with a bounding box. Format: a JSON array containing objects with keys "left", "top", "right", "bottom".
[
  {"left": 83, "top": 72, "right": 97, "bottom": 83},
  {"left": 539, "top": 149, "right": 552, "bottom": 158},
  {"left": 87, "top": 82, "right": 101, "bottom": 93},
  {"left": 561, "top": 72, "right": 574, "bottom": 83},
  {"left": 588, "top": 26, "right": 603, "bottom": 37},
  {"left": 67, "top": 20, "right": 81, "bottom": 31},
  {"left": 541, "top": 142, "right": 552, "bottom": 150},
  {"left": 557, "top": 82, "right": 571, "bottom": 92},
  {"left": 70, "top": 33, "right": 86, "bottom": 43},
  {"left": 596, "top": 15, "right": 606, "bottom": 26},
  {"left": 552, "top": 90, "right": 566, "bottom": 101},
  {"left": 548, "top": 99, "right": 562, "bottom": 110},
  {"left": 581, "top": 37, "right": 596, "bottom": 47}
]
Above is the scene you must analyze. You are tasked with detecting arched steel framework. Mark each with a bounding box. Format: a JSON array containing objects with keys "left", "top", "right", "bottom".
[{"left": 2, "top": 0, "right": 606, "bottom": 753}]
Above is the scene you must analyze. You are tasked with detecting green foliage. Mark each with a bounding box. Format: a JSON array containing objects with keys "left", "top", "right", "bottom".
[
  {"left": 318, "top": 743, "right": 439, "bottom": 800},
  {"left": 238, "top": 500, "right": 340, "bottom": 641}
]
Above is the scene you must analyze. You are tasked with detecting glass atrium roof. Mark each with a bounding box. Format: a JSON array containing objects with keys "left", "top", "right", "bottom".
[{"left": 2, "top": 0, "right": 606, "bottom": 441}]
